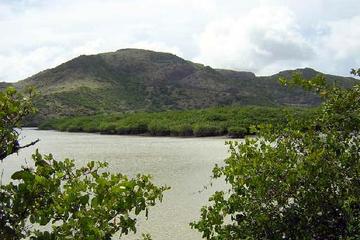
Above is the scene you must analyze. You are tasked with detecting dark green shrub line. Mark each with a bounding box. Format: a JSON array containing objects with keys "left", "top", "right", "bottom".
[{"left": 39, "top": 106, "right": 316, "bottom": 137}]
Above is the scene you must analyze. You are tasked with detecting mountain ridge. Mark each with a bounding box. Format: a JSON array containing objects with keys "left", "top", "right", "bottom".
[{"left": 1, "top": 48, "right": 357, "bottom": 125}]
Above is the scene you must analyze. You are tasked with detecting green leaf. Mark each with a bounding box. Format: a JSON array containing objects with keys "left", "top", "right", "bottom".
[{"left": 11, "top": 169, "right": 34, "bottom": 181}]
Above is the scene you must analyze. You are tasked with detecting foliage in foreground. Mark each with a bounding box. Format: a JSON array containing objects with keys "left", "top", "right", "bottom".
[
  {"left": 0, "top": 87, "right": 37, "bottom": 161},
  {"left": 191, "top": 71, "right": 360, "bottom": 239},
  {"left": 39, "top": 106, "right": 314, "bottom": 138},
  {"left": 1, "top": 151, "right": 167, "bottom": 239},
  {"left": 0, "top": 87, "right": 168, "bottom": 239}
]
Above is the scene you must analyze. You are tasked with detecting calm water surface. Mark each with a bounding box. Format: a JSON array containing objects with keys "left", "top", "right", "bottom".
[{"left": 1, "top": 128, "right": 241, "bottom": 240}]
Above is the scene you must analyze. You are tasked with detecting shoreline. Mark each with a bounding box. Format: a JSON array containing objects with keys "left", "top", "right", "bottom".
[{"left": 24, "top": 127, "right": 248, "bottom": 139}]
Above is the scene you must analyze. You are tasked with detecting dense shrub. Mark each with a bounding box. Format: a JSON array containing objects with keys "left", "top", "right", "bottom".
[
  {"left": 206, "top": 113, "right": 227, "bottom": 121},
  {"left": 227, "top": 126, "right": 248, "bottom": 138},
  {"left": 193, "top": 124, "right": 225, "bottom": 137},
  {"left": 169, "top": 124, "right": 193, "bottom": 136},
  {"left": 148, "top": 121, "right": 170, "bottom": 136},
  {"left": 191, "top": 71, "right": 360, "bottom": 239},
  {"left": 99, "top": 122, "right": 117, "bottom": 134},
  {"left": 115, "top": 122, "right": 148, "bottom": 134},
  {"left": 39, "top": 106, "right": 314, "bottom": 137}
]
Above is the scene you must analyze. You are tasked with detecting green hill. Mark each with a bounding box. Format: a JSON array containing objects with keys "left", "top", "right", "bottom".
[{"left": 1, "top": 48, "right": 357, "bottom": 125}]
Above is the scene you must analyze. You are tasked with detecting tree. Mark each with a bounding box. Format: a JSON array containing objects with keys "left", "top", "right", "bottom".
[
  {"left": 191, "top": 70, "right": 360, "bottom": 239},
  {"left": 0, "top": 87, "right": 168, "bottom": 239},
  {"left": 0, "top": 86, "right": 38, "bottom": 161}
]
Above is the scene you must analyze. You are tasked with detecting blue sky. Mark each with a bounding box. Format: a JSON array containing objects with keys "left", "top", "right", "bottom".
[{"left": 0, "top": 0, "right": 359, "bottom": 82}]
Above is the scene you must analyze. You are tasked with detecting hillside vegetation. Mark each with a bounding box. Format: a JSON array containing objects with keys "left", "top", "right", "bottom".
[
  {"left": 0, "top": 49, "right": 356, "bottom": 125},
  {"left": 39, "top": 106, "right": 315, "bottom": 137}
]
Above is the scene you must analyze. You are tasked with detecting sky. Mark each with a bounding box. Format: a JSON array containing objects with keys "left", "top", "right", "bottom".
[{"left": 0, "top": 0, "right": 359, "bottom": 82}]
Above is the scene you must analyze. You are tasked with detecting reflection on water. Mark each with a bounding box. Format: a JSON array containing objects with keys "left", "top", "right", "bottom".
[{"left": 1, "top": 128, "right": 241, "bottom": 240}]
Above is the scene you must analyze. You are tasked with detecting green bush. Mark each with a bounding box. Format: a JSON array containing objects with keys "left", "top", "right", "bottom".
[
  {"left": 193, "top": 124, "right": 225, "bottom": 137},
  {"left": 66, "top": 125, "right": 83, "bottom": 132},
  {"left": 39, "top": 106, "right": 314, "bottom": 137},
  {"left": 227, "top": 126, "right": 248, "bottom": 138},
  {"left": 206, "top": 113, "right": 227, "bottom": 121},
  {"left": 148, "top": 121, "right": 170, "bottom": 136},
  {"left": 99, "top": 122, "right": 117, "bottom": 134},
  {"left": 191, "top": 71, "right": 360, "bottom": 239},
  {"left": 116, "top": 122, "right": 148, "bottom": 134},
  {"left": 170, "top": 124, "right": 193, "bottom": 136},
  {"left": 128, "top": 122, "right": 148, "bottom": 134}
]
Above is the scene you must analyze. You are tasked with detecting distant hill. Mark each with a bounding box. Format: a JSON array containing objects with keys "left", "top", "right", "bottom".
[
  {"left": 0, "top": 82, "right": 11, "bottom": 90},
  {"left": 1, "top": 48, "right": 357, "bottom": 125}
]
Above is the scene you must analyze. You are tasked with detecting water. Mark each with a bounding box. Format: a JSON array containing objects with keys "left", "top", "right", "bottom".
[{"left": 1, "top": 128, "right": 240, "bottom": 240}]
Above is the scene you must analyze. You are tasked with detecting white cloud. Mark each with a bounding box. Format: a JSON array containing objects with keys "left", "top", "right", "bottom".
[
  {"left": 0, "top": 0, "right": 359, "bottom": 82},
  {"left": 194, "top": 4, "right": 360, "bottom": 76},
  {"left": 320, "top": 16, "right": 360, "bottom": 60},
  {"left": 194, "top": 6, "right": 314, "bottom": 74},
  {"left": 130, "top": 41, "right": 184, "bottom": 57},
  {"left": 0, "top": 0, "right": 204, "bottom": 81},
  {"left": 305, "top": 15, "right": 360, "bottom": 75}
]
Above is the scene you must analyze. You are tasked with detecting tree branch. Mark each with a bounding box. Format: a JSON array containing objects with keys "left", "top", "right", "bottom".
[
  {"left": 18, "top": 139, "right": 40, "bottom": 150},
  {"left": 0, "top": 139, "right": 40, "bottom": 161}
]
